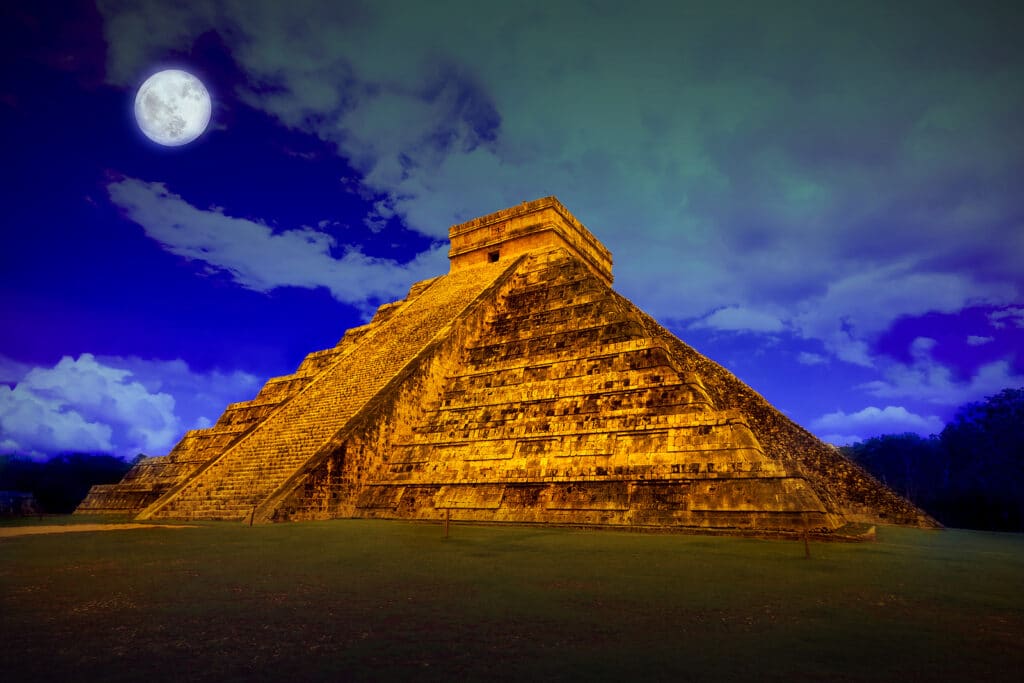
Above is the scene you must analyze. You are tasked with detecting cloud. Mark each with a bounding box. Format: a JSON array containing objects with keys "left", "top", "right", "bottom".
[
  {"left": 0, "top": 355, "right": 32, "bottom": 385},
  {"left": 797, "top": 352, "right": 828, "bottom": 366},
  {"left": 0, "top": 354, "right": 176, "bottom": 457},
  {"left": 0, "top": 354, "right": 260, "bottom": 459},
  {"left": 691, "top": 306, "right": 786, "bottom": 333},
  {"left": 96, "top": 1, "right": 1023, "bottom": 361},
  {"left": 96, "top": 356, "right": 261, "bottom": 437},
  {"left": 859, "top": 336, "right": 1024, "bottom": 406},
  {"left": 107, "top": 177, "right": 448, "bottom": 310},
  {"left": 966, "top": 335, "right": 994, "bottom": 346},
  {"left": 812, "top": 405, "right": 944, "bottom": 444},
  {"left": 989, "top": 306, "right": 1024, "bottom": 329},
  {"left": 792, "top": 264, "right": 1015, "bottom": 366}
]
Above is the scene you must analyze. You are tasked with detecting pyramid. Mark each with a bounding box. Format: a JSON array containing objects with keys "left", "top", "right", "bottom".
[{"left": 78, "top": 197, "right": 936, "bottom": 534}]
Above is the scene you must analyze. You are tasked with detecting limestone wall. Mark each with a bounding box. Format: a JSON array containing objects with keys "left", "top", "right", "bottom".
[
  {"left": 630, "top": 308, "right": 937, "bottom": 527},
  {"left": 76, "top": 331, "right": 354, "bottom": 515},
  {"left": 277, "top": 248, "right": 842, "bottom": 532},
  {"left": 135, "top": 259, "right": 517, "bottom": 521},
  {"left": 78, "top": 195, "right": 932, "bottom": 533},
  {"left": 448, "top": 196, "right": 613, "bottom": 285}
]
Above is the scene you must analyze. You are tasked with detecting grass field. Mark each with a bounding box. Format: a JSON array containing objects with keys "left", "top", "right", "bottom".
[{"left": 2, "top": 518, "right": 1023, "bottom": 682}]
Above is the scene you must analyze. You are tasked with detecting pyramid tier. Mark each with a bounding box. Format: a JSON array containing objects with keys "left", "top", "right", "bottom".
[{"left": 78, "top": 196, "right": 934, "bottom": 533}]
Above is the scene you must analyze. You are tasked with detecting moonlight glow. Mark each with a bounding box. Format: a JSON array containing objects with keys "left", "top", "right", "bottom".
[{"left": 134, "top": 69, "right": 211, "bottom": 146}]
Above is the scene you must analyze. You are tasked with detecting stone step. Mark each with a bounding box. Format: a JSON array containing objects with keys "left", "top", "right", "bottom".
[
  {"left": 144, "top": 260, "right": 513, "bottom": 520},
  {"left": 447, "top": 347, "right": 684, "bottom": 385},
  {"left": 405, "top": 412, "right": 732, "bottom": 446},
  {"left": 437, "top": 382, "right": 707, "bottom": 416},
  {"left": 486, "top": 296, "right": 614, "bottom": 328},
  {"left": 443, "top": 370, "right": 704, "bottom": 404},
  {"left": 465, "top": 321, "right": 647, "bottom": 364},
  {"left": 502, "top": 277, "right": 603, "bottom": 308}
]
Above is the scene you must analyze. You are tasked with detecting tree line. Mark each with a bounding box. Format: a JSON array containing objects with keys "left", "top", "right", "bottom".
[
  {"left": 841, "top": 388, "right": 1024, "bottom": 532},
  {"left": 0, "top": 453, "right": 136, "bottom": 514}
]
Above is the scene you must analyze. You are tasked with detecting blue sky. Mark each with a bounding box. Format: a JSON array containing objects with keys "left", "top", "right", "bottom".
[{"left": 2, "top": 0, "right": 1022, "bottom": 458}]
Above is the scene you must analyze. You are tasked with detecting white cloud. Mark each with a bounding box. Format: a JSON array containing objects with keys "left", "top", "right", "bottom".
[
  {"left": 811, "top": 405, "right": 944, "bottom": 443},
  {"left": 691, "top": 306, "right": 786, "bottom": 333},
  {"left": 0, "top": 354, "right": 176, "bottom": 457},
  {"left": 989, "top": 306, "right": 1024, "bottom": 329},
  {"left": 0, "top": 354, "right": 261, "bottom": 459},
  {"left": 910, "top": 337, "right": 937, "bottom": 356},
  {"left": 859, "top": 336, "right": 1024, "bottom": 406},
  {"left": 107, "top": 177, "right": 448, "bottom": 309},
  {"left": 966, "top": 335, "right": 994, "bottom": 346},
  {"left": 797, "top": 351, "right": 828, "bottom": 366}
]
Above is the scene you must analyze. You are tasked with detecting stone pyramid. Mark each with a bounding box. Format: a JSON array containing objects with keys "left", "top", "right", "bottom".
[{"left": 78, "top": 197, "right": 935, "bottom": 534}]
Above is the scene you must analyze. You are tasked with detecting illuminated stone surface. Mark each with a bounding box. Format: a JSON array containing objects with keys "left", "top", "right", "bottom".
[{"left": 77, "top": 197, "right": 935, "bottom": 533}]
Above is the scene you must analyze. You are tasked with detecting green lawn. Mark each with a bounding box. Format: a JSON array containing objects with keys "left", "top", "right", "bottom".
[{"left": 2, "top": 519, "right": 1022, "bottom": 682}]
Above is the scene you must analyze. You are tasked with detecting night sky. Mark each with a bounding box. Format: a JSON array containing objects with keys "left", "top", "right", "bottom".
[{"left": 2, "top": 1, "right": 1022, "bottom": 459}]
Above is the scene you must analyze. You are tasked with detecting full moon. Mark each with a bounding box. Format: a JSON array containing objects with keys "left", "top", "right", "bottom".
[{"left": 134, "top": 69, "right": 211, "bottom": 146}]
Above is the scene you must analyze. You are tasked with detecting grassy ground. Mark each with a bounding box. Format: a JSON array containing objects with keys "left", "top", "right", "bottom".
[{"left": 2, "top": 518, "right": 1022, "bottom": 682}]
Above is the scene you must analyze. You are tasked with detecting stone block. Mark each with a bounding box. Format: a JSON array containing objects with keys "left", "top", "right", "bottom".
[{"left": 80, "top": 197, "right": 935, "bottom": 534}]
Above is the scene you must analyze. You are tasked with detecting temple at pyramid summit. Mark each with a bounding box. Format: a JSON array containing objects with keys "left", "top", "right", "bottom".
[{"left": 78, "top": 197, "right": 936, "bottom": 534}]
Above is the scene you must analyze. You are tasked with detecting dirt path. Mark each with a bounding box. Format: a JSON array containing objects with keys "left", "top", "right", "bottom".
[{"left": 0, "top": 523, "right": 196, "bottom": 538}]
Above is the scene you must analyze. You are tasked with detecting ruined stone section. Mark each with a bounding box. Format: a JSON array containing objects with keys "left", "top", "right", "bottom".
[
  {"left": 626, "top": 309, "right": 935, "bottom": 527},
  {"left": 77, "top": 277, "right": 447, "bottom": 516},
  {"left": 377, "top": 253, "right": 842, "bottom": 530},
  {"left": 273, "top": 249, "right": 846, "bottom": 532},
  {"left": 136, "top": 259, "right": 518, "bottom": 521},
  {"left": 79, "top": 195, "right": 935, "bottom": 533},
  {"left": 76, "top": 342, "right": 354, "bottom": 515},
  {"left": 448, "top": 196, "right": 613, "bottom": 286},
  {"left": 74, "top": 458, "right": 178, "bottom": 515}
]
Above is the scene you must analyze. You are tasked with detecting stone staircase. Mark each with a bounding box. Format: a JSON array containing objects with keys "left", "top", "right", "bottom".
[
  {"left": 137, "top": 259, "right": 513, "bottom": 521},
  {"left": 79, "top": 195, "right": 935, "bottom": 532},
  {"left": 76, "top": 339, "right": 352, "bottom": 515}
]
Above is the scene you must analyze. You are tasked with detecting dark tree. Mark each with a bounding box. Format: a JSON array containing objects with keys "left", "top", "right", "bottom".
[
  {"left": 842, "top": 433, "right": 946, "bottom": 504},
  {"left": 0, "top": 453, "right": 133, "bottom": 514},
  {"left": 844, "top": 388, "right": 1024, "bottom": 531},
  {"left": 940, "top": 388, "right": 1024, "bottom": 531}
]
